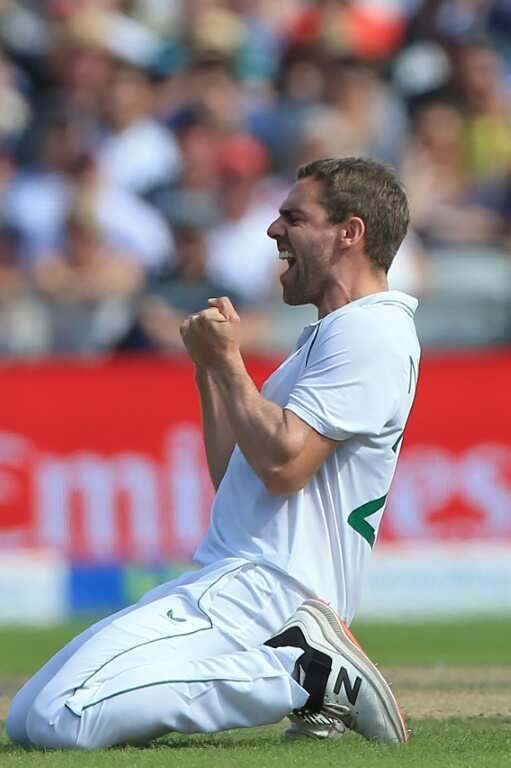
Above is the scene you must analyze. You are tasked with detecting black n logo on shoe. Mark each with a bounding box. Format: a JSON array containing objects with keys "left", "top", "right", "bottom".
[{"left": 334, "top": 667, "right": 362, "bottom": 705}]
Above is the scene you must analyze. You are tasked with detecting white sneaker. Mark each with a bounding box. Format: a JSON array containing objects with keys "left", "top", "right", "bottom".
[{"left": 267, "top": 599, "right": 408, "bottom": 744}]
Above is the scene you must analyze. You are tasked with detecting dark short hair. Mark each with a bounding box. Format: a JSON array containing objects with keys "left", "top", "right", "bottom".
[{"left": 297, "top": 157, "right": 409, "bottom": 272}]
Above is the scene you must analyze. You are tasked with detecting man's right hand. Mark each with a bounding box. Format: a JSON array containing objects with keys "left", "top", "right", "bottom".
[{"left": 180, "top": 297, "right": 241, "bottom": 370}]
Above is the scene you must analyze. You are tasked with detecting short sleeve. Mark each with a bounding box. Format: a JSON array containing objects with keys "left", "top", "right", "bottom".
[{"left": 285, "top": 310, "right": 401, "bottom": 440}]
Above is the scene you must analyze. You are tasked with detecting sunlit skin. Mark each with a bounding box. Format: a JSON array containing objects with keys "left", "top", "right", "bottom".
[
  {"left": 267, "top": 176, "right": 388, "bottom": 319},
  {"left": 180, "top": 176, "right": 390, "bottom": 369},
  {"left": 179, "top": 174, "right": 391, "bottom": 494}
]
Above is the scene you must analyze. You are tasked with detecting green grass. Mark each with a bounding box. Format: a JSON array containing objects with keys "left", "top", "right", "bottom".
[
  {"left": 1, "top": 616, "right": 510, "bottom": 766},
  {"left": 354, "top": 616, "right": 511, "bottom": 666},
  {"left": 0, "top": 621, "right": 92, "bottom": 677},
  {"left": 0, "top": 615, "right": 509, "bottom": 677},
  {"left": 1, "top": 719, "right": 511, "bottom": 768}
]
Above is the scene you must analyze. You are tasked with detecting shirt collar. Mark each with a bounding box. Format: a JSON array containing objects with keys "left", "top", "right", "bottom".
[{"left": 303, "top": 290, "right": 418, "bottom": 331}]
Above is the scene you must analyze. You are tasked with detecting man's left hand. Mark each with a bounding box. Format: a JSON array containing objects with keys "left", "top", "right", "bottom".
[{"left": 180, "top": 297, "right": 241, "bottom": 368}]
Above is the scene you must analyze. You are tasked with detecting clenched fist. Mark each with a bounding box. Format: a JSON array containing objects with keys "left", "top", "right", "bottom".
[{"left": 180, "top": 296, "right": 241, "bottom": 368}]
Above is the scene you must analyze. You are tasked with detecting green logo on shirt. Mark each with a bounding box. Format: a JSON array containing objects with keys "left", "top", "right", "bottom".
[{"left": 347, "top": 494, "right": 388, "bottom": 547}]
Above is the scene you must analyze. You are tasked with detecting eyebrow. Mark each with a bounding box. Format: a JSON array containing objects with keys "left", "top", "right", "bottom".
[{"left": 278, "top": 206, "right": 305, "bottom": 218}]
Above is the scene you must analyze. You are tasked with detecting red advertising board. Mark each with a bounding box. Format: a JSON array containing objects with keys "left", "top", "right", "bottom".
[{"left": 0, "top": 351, "right": 510, "bottom": 562}]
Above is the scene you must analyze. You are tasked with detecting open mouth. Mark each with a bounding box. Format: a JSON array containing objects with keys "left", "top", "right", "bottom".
[{"left": 278, "top": 250, "right": 297, "bottom": 275}]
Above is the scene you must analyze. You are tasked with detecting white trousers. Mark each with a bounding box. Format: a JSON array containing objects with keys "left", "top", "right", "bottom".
[{"left": 7, "top": 558, "right": 310, "bottom": 750}]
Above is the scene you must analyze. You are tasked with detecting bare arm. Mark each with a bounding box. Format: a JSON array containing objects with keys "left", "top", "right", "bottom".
[
  {"left": 195, "top": 366, "right": 235, "bottom": 490},
  {"left": 210, "top": 352, "right": 337, "bottom": 495},
  {"left": 181, "top": 297, "right": 337, "bottom": 495}
]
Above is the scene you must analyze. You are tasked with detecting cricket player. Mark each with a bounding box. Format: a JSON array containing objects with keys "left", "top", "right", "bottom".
[{"left": 7, "top": 157, "right": 419, "bottom": 749}]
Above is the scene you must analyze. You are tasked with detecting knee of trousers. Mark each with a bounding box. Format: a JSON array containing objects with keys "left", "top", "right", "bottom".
[
  {"left": 5, "top": 692, "right": 32, "bottom": 747},
  {"left": 24, "top": 692, "right": 81, "bottom": 750}
]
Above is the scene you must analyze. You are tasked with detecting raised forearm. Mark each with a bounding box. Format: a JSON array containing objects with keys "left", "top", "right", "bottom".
[
  {"left": 195, "top": 366, "right": 235, "bottom": 490},
  {"left": 181, "top": 298, "right": 306, "bottom": 491},
  {"left": 209, "top": 353, "right": 300, "bottom": 486}
]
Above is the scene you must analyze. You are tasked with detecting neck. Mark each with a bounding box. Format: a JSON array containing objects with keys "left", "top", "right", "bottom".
[{"left": 317, "top": 271, "right": 389, "bottom": 319}]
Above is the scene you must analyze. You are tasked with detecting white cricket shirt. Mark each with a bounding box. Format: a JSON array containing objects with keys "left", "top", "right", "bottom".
[{"left": 195, "top": 291, "right": 421, "bottom": 622}]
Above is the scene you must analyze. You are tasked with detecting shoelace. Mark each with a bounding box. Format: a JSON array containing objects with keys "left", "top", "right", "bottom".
[
  {"left": 322, "top": 702, "right": 354, "bottom": 727},
  {"left": 290, "top": 703, "right": 351, "bottom": 728}
]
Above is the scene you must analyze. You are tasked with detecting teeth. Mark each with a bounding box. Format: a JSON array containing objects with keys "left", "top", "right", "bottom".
[{"left": 278, "top": 250, "right": 294, "bottom": 261}]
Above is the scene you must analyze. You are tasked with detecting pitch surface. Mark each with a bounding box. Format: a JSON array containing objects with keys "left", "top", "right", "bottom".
[{"left": 1, "top": 617, "right": 510, "bottom": 767}]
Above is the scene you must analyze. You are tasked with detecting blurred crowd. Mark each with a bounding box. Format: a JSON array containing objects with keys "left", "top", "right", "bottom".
[{"left": 0, "top": 0, "right": 511, "bottom": 357}]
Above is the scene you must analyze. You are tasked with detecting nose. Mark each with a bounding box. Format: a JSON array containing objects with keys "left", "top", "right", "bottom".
[{"left": 267, "top": 216, "right": 284, "bottom": 240}]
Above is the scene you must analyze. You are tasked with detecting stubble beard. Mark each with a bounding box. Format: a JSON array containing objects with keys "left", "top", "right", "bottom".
[
  {"left": 282, "top": 258, "right": 325, "bottom": 308},
  {"left": 282, "top": 263, "right": 308, "bottom": 306}
]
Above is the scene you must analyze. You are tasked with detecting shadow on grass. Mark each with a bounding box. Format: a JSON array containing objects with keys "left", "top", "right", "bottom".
[{"left": 153, "top": 736, "right": 284, "bottom": 750}]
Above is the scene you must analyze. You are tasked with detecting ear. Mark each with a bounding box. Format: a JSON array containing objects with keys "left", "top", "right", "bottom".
[{"left": 337, "top": 216, "right": 365, "bottom": 249}]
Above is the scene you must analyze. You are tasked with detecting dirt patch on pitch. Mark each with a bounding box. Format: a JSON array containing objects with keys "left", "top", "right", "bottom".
[{"left": 384, "top": 666, "right": 511, "bottom": 718}]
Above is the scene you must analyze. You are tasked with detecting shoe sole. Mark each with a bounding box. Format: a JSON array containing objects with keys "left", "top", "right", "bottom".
[
  {"left": 294, "top": 599, "right": 408, "bottom": 743},
  {"left": 283, "top": 726, "right": 345, "bottom": 741}
]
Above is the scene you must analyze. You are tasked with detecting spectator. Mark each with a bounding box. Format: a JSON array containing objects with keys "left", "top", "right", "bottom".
[
  {"left": 408, "top": 0, "right": 511, "bottom": 45},
  {"left": 402, "top": 98, "right": 470, "bottom": 237},
  {"left": 33, "top": 206, "right": 144, "bottom": 353},
  {"left": 0, "top": 148, "right": 15, "bottom": 225},
  {"left": 0, "top": 0, "right": 508, "bottom": 357},
  {"left": 0, "top": 51, "right": 31, "bottom": 145},
  {"left": 97, "top": 66, "right": 181, "bottom": 195},
  {"left": 402, "top": 97, "right": 507, "bottom": 245},
  {"left": 148, "top": 113, "right": 222, "bottom": 232},
  {"left": 205, "top": 133, "right": 283, "bottom": 304},
  {"left": 49, "top": 36, "right": 115, "bottom": 130},
  {"left": 250, "top": 49, "right": 326, "bottom": 174},
  {"left": 117, "top": 224, "right": 268, "bottom": 353},
  {"left": 5, "top": 114, "right": 81, "bottom": 262},
  {"left": 454, "top": 41, "right": 511, "bottom": 181},
  {"left": 70, "top": 156, "right": 175, "bottom": 273},
  {"left": 286, "top": 0, "right": 407, "bottom": 58},
  {"left": 6, "top": 120, "right": 174, "bottom": 271},
  {"left": 324, "top": 57, "right": 409, "bottom": 168},
  {"left": 0, "top": 225, "right": 50, "bottom": 356}
]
